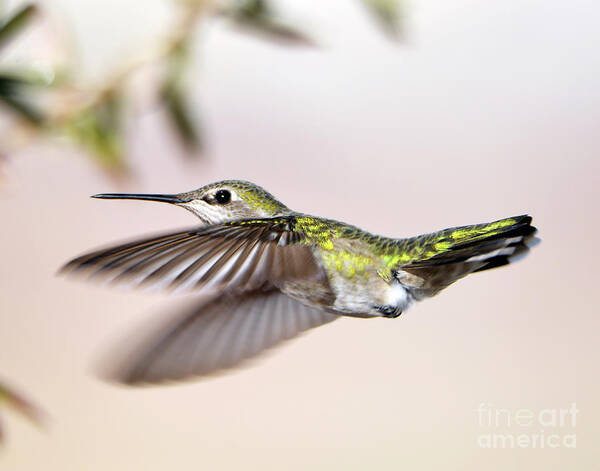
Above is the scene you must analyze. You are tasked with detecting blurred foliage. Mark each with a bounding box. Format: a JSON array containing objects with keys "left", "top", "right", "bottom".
[
  {"left": 0, "top": 74, "right": 44, "bottom": 125},
  {"left": 0, "top": 0, "right": 404, "bottom": 172},
  {"left": 227, "top": 0, "right": 314, "bottom": 45},
  {"left": 0, "top": 380, "right": 43, "bottom": 444},
  {"left": 63, "top": 90, "right": 125, "bottom": 170},
  {"left": 0, "top": 3, "right": 37, "bottom": 50},
  {"left": 0, "top": 4, "right": 46, "bottom": 125},
  {"left": 360, "top": 0, "right": 404, "bottom": 38},
  {"left": 160, "top": 36, "right": 203, "bottom": 153}
]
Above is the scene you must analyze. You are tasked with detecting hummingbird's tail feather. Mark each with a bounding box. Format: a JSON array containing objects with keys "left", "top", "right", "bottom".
[{"left": 398, "top": 215, "right": 537, "bottom": 299}]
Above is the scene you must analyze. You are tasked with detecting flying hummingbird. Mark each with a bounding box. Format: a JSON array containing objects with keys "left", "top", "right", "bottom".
[{"left": 62, "top": 180, "right": 537, "bottom": 384}]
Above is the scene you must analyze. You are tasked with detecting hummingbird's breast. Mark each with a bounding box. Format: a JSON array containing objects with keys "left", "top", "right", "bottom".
[
  {"left": 308, "top": 232, "right": 412, "bottom": 318},
  {"left": 286, "top": 215, "right": 413, "bottom": 317}
]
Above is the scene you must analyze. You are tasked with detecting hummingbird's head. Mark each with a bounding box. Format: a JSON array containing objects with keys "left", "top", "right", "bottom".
[{"left": 92, "top": 180, "right": 291, "bottom": 225}]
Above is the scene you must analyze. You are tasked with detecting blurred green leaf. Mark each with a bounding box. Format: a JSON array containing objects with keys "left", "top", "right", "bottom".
[
  {"left": 160, "top": 38, "right": 202, "bottom": 153},
  {"left": 64, "top": 91, "right": 125, "bottom": 170},
  {"left": 161, "top": 81, "right": 202, "bottom": 153},
  {"left": 229, "top": 0, "right": 314, "bottom": 45},
  {"left": 0, "top": 5, "right": 45, "bottom": 125},
  {"left": 235, "top": 0, "right": 267, "bottom": 17},
  {"left": 0, "top": 380, "right": 44, "bottom": 444},
  {"left": 359, "top": 0, "right": 403, "bottom": 38},
  {"left": 0, "top": 4, "right": 38, "bottom": 52},
  {"left": 0, "top": 74, "right": 45, "bottom": 124}
]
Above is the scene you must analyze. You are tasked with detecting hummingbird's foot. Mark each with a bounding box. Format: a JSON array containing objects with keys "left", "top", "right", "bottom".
[{"left": 372, "top": 304, "right": 403, "bottom": 318}]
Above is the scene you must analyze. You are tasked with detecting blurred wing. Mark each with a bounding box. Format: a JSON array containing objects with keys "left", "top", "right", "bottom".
[
  {"left": 103, "top": 290, "right": 339, "bottom": 384},
  {"left": 61, "top": 217, "right": 329, "bottom": 296}
]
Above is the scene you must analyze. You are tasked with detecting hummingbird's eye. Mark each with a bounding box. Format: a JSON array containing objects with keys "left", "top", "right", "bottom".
[{"left": 214, "top": 189, "right": 231, "bottom": 205}]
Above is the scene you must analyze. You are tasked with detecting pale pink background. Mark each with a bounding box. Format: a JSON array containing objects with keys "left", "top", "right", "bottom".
[{"left": 1, "top": 0, "right": 598, "bottom": 469}]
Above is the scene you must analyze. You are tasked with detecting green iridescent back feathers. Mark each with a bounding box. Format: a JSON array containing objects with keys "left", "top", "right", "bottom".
[
  {"left": 289, "top": 214, "right": 533, "bottom": 266},
  {"left": 230, "top": 213, "right": 535, "bottom": 288}
]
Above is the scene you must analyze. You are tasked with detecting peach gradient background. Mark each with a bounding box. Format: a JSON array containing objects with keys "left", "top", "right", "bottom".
[{"left": 1, "top": 0, "right": 598, "bottom": 469}]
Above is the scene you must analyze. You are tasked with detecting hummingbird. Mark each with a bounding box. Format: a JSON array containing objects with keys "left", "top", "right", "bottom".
[{"left": 62, "top": 180, "right": 537, "bottom": 384}]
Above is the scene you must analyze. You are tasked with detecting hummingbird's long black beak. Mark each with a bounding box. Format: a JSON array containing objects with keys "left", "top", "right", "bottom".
[{"left": 91, "top": 193, "right": 191, "bottom": 204}]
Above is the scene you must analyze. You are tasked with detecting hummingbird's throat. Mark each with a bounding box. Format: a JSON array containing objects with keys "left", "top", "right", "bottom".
[{"left": 177, "top": 200, "right": 232, "bottom": 225}]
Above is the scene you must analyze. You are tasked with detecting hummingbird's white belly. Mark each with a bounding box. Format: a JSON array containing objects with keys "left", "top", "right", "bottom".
[
  {"left": 328, "top": 272, "right": 414, "bottom": 318},
  {"left": 384, "top": 281, "right": 413, "bottom": 311}
]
